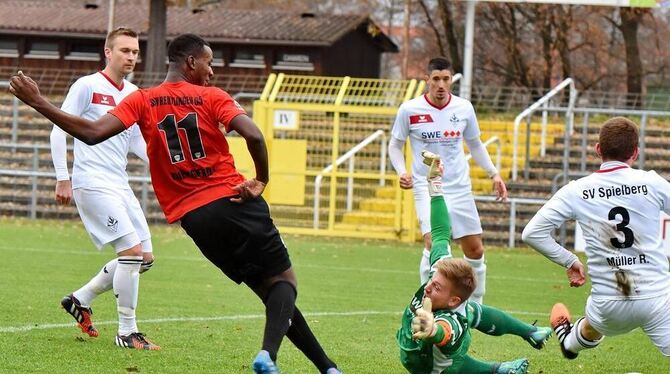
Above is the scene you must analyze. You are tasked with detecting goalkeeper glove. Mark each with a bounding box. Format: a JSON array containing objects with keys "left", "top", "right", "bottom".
[{"left": 411, "top": 297, "right": 437, "bottom": 340}]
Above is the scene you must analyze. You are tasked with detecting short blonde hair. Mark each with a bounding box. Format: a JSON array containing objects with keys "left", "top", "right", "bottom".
[
  {"left": 105, "top": 27, "right": 138, "bottom": 49},
  {"left": 435, "top": 258, "right": 476, "bottom": 301}
]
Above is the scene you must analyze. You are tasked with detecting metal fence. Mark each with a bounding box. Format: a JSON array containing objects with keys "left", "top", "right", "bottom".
[
  {"left": 0, "top": 143, "right": 155, "bottom": 220},
  {"left": 3, "top": 70, "right": 670, "bottom": 247},
  {"left": 0, "top": 67, "right": 268, "bottom": 96}
]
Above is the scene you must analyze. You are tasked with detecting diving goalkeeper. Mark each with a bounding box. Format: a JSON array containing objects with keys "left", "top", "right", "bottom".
[{"left": 396, "top": 151, "right": 552, "bottom": 374}]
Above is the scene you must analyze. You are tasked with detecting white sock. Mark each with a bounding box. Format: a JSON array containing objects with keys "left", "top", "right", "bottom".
[
  {"left": 419, "top": 249, "right": 431, "bottom": 284},
  {"left": 464, "top": 255, "right": 486, "bottom": 304},
  {"left": 564, "top": 318, "right": 603, "bottom": 353},
  {"left": 72, "top": 258, "right": 117, "bottom": 307},
  {"left": 114, "top": 256, "right": 142, "bottom": 336}
]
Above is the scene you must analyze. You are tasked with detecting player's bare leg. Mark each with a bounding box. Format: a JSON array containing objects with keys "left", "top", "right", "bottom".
[{"left": 457, "top": 234, "right": 486, "bottom": 303}]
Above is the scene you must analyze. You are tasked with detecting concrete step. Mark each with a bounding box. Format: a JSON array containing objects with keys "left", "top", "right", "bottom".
[
  {"left": 341, "top": 211, "right": 396, "bottom": 226},
  {"left": 359, "top": 198, "right": 398, "bottom": 213}
]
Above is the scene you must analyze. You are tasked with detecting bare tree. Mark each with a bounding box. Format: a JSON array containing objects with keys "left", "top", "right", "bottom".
[
  {"left": 608, "top": 7, "right": 649, "bottom": 107},
  {"left": 415, "top": 0, "right": 462, "bottom": 73},
  {"left": 438, "top": 0, "right": 462, "bottom": 74},
  {"left": 145, "top": 0, "right": 167, "bottom": 74},
  {"left": 417, "top": 0, "right": 446, "bottom": 57}
]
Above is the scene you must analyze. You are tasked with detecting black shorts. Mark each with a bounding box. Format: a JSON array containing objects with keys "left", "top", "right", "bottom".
[{"left": 180, "top": 196, "right": 291, "bottom": 285}]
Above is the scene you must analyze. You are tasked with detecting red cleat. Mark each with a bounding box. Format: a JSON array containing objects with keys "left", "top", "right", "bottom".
[{"left": 60, "top": 294, "right": 99, "bottom": 338}]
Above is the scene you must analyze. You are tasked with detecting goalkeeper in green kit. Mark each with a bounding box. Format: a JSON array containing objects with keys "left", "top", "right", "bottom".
[{"left": 396, "top": 151, "right": 553, "bottom": 374}]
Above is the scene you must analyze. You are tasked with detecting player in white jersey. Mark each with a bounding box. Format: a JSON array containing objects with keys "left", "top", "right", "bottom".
[
  {"left": 389, "top": 57, "right": 508, "bottom": 303},
  {"left": 49, "top": 28, "right": 159, "bottom": 350},
  {"left": 522, "top": 117, "right": 670, "bottom": 359}
]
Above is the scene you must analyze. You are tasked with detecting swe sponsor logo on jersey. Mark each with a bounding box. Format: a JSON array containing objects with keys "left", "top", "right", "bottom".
[
  {"left": 409, "top": 114, "right": 434, "bottom": 125},
  {"left": 92, "top": 93, "right": 117, "bottom": 106},
  {"left": 421, "top": 130, "right": 461, "bottom": 139}
]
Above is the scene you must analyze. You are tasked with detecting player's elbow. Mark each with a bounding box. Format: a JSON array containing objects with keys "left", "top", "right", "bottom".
[
  {"left": 79, "top": 129, "right": 106, "bottom": 146},
  {"left": 521, "top": 227, "right": 543, "bottom": 249},
  {"left": 245, "top": 129, "right": 265, "bottom": 146},
  {"left": 521, "top": 226, "right": 534, "bottom": 245}
]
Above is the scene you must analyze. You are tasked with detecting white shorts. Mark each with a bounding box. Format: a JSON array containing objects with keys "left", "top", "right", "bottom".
[
  {"left": 73, "top": 187, "right": 151, "bottom": 251},
  {"left": 585, "top": 293, "right": 670, "bottom": 357},
  {"left": 413, "top": 184, "right": 483, "bottom": 239}
]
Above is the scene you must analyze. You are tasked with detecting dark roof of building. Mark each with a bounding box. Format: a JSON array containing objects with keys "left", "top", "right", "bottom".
[{"left": 0, "top": 0, "right": 398, "bottom": 51}]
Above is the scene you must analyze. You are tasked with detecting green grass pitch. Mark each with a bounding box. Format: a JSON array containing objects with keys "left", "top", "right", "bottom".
[{"left": 0, "top": 218, "right": 666, "bottom": 373}]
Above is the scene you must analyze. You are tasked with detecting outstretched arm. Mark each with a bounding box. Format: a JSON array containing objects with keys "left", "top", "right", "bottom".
[
  {"left": 9, "top": 71, "right": 125, "bottom": 144},
  {"left": 522, "top": 212, "right": 585, "bottom": 287}
]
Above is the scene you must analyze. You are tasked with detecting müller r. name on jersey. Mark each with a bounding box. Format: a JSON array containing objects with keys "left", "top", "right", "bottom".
[{"left": 581, "top": 184, "right": 648, "bottom": 200}]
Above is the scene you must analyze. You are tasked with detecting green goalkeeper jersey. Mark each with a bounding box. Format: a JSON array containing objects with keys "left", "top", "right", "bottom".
[
  {"left": 396, "top": 195, "right": 482, "bottom": 373},
  {"left": 397, "top": 288, "right": 480, "bottom": 374}
]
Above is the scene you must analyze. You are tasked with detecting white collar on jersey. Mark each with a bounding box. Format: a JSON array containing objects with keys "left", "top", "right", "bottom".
[
  {"left": 597, "top": 160, "right": 629, "bottom": 173},
  {"left": 450, "top": 300, "right": 468, "bottom": 316}
]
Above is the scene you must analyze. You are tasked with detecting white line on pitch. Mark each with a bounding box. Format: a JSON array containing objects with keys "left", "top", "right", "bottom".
[{"left": 0, "top": 309, "right": 550, "bottom": 334}]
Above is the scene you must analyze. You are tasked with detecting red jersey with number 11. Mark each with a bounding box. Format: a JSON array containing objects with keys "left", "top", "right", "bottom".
[{"left": 109, "top": 81, "right": 246, "bottom": 223}]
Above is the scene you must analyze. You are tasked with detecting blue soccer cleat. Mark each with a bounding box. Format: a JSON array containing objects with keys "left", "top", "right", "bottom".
[
  {"left": 326, "top": 368, "right": 342, "bottom": 374},
  {"left": 525, "top": 324, "right": 553, "bottom": 350},
  {"left": 252, "top": 350, "right": 279, "bottom": 374},
  {"left": 496, "top": 358, "right": 529, "bottom": 374}
]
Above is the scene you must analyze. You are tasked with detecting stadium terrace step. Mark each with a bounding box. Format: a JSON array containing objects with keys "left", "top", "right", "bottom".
[
  {"left": 359, "top": 198, "right": 398, "bottom": 213},
  {"left": 375, "top": 186, "right": 396, "bottom": 199},
  {"left": 547, "top": 140, "right": 670, "bottom": 158},
  {"left": 524, "top": 156, "right": 670, "bottom": 176},
  {"left": 478, "top": 121, "right": 565, "bottom": 134},
  {"left": 471, "top": 167, "right": 512, "bottom": 179},
  {"left": 332, "top": 222, "right": 398, "bottom": 233},
  {"left": 341, "top": 211, "right": 396, "bottom": 226},
  {"left": 562, "top": 121, "right": 670, "bottom": 138}
]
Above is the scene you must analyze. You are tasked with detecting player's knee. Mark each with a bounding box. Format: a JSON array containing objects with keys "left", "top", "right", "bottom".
[
  {"left": 581, "top": 319, "right": 603, "bottom": 341},
  {"left": 139, "top": 239, "right": 154, "bottom": 273},
  {"left": 468, "top": 247, "right": 484, "bottom": 259},
  {"left": 267, "top": 268, "right": 298, "bottom": 291},
  {"left": 140, "top": 256, "right": 154, "bottom": 274},
  {"left": 460, "top": 237, "right": 484, "bottom": 259},
  {"left": 112, "top": 232, "right": 142, "bottom": 256},
  {"left": 118, "top": 245, "right": 142, "bottom": 257},
  {"left": 142, "top": 252, "right": 154, "bottom": 263}
]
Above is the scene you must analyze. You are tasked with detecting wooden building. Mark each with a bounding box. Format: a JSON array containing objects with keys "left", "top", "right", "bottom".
[{"left": 0, "top": 0, "right": 397, "bottom": 78}]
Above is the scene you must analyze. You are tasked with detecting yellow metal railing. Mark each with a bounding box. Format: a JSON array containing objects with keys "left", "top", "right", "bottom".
[
  {"left": 249, "top": 73, "right": 562, "bottom": 241},
  {"left": 252, "top": 74, "right": 419, "bottom": 241}
]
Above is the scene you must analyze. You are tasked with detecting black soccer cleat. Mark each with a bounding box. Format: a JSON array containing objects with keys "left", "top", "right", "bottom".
[
  {"left": 115, "top": 332, "right": 160, "bottom": 350},
  {"left": 61, "top": 294, "right": 99, "bottom": 337}
]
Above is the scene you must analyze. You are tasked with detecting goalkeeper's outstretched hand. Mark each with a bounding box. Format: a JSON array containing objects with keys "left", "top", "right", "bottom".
[{"left": 411, "top": 297, "right": 437, "bottom": 340}]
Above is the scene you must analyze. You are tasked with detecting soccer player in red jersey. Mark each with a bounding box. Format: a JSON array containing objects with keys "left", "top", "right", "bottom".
[{"left": 10, "top": 34, "right": 340, "bottom": 374}]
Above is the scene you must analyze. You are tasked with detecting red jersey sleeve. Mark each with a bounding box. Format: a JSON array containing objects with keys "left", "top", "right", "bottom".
[
  {"left": 209, "top": 88, "right": 246, "bottom": 132},
  {"left": 108, "top": 90, "right": 145, "bottom": 129}
]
